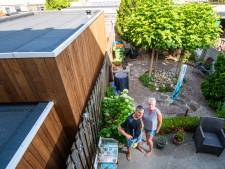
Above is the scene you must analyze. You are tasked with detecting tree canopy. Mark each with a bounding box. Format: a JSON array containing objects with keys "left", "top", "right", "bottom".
[
  {"left": 179, "top": 3, "right": 222, "bottom": 50},
  {"left": 45, "top": 0, "right": 70, "bottom": 9},
  {"left": 116, "top": 1, "right": 222, "bottom": 51}
]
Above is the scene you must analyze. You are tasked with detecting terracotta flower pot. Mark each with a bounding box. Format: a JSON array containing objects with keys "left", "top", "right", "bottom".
[{"left": 172, "top": 134, "right": 184, "bottom": 145}]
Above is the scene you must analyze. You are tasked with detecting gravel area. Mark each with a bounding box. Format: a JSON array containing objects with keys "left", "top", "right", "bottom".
[{"left": 127, "top": 58, "right": 215, "bottom": 117}]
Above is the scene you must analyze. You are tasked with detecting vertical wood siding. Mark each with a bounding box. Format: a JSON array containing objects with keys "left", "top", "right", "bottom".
[
  {"left": 17, "top": 107, "right": 69, "bottom": 169},
  {"left": 0, "top": 13, "right": 106, "bottom": 168}
]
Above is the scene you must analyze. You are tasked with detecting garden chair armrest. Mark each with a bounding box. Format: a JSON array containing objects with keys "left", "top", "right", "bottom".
[
  {"left": 218, "top": 129, "right": 225, "bottom": 147},
  {"left": 195, "top": 126, "right": 205, "bottom": 144}
]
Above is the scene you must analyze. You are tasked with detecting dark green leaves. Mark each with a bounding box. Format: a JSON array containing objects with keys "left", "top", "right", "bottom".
[{"left": 100, "top": 89, "right": 135, "bottom": 143}]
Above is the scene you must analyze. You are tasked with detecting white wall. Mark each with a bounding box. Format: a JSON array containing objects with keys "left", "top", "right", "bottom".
[
  {"left": 0, "top": 0, "right": 45, "bottom": 6},
  {"left": 213, "top": 5, "right": 225, "bottom": 12}
]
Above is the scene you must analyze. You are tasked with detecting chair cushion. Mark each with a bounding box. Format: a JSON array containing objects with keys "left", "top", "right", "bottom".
[{"left": 203, "top": 132, "right": 223, "bottom": 148}]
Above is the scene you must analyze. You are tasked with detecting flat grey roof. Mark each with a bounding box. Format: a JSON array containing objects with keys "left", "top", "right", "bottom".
[
  {"left": 0, "top": 10, "right": 102, "bottom": 58},
  {"left": 0, "top": 102, "right": 53, "bottom": 169}
]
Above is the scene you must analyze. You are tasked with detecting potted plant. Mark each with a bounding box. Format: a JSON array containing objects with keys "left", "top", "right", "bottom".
[
  {"left": 156, "top": 136, "right": 167, "bottom": 149},
  {"left": 173, "top": 129, "right": 185, "bottom": 145}
]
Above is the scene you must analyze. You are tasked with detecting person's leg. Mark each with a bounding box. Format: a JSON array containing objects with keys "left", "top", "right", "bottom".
[
  {"left": 126, "top": 139, "right": 133, "bottom": 161},
  {"left": 136, "top": 142, "right": 144, "bottom": 153},
  {"left": 145, "top": 130, "right": 154, "bottom": 156},
  {"left": 136, "top": 134, "right": 144, "bottom": 153},
  {"left": 127, "top": 146, "right": 132, "bottom": 160}
]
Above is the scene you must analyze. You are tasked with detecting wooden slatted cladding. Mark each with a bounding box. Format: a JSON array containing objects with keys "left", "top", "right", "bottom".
[
  {"left": 16, "top": 107, "right": 69, "bottom": 169},
  {"left": 0, "top": 12, "right": 106, "bottom": 146}
]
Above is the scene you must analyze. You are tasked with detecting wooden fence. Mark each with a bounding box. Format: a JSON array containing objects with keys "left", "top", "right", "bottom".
[{"left": 66, "top": 55, "right": 110, "bottom": 169}]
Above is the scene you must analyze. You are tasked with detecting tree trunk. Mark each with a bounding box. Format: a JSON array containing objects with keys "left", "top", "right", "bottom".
[
  {"left": 172, "top": 49, "right": 177, "bottom": 58},
  {"left": 155, "top": 50, "right": 159, "bottom": 70},
  {"left": 149, "top": 49, "right": 155, "bottom": 76},
  {"left": 176, "top": 50, "right": 184, "bottom": 75}
]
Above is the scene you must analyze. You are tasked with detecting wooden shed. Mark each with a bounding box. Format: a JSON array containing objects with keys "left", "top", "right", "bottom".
[{"left": 0, "top": 10, "right": 106, "bottom": 168}]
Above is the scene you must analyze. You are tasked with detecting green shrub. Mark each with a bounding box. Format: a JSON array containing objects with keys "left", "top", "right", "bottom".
[
  {"left": 217, "top": 105, "right": 225, "bottom": 119},
  {"left": 105, "top": 86, "right": 115, "bottom": 97},
  {"left": 201, "top": 53, "right": 225, "bottom": 109},
  {"left": 160, "top": 116, "right": 200, "bottom": 134},
  {"left": 45, "top": 0, "right": 70, "bottom": 9},
  {"left": 139, "top": 73, "right": 153, "bottom": 87},
  {"left": 100, "top": 89, "right": 135, "bottom": 143},
  {"left": 214, "top": 53, "right": 225, "bottom": 74}
]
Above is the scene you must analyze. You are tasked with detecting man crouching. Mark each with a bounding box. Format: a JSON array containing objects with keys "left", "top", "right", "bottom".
[{"left": 118, "top": 105, "right": 144, "bottom": 161}]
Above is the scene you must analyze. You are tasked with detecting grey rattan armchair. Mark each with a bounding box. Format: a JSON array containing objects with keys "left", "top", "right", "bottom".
[{"left": 194, "top": 117, "right": 225, "bottom": 156}]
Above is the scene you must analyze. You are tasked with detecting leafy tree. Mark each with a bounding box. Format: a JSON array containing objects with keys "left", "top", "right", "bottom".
[
  {"left": 45, "top": 0, "right": 70, "bottom": 9},
  {"left": 176, "top": 2, "right": 222, "bottom": 73},
  {"left": 116, "top": 0, "right": 139, "bottom": 40},
  {"left": 201, "top": 53, "right": 225, "bottom": 109},
  {"left": 119, "top": 0, "right": 182, "bottom": 75},
  {"left": 116, "top": 1, "right": 222, "bottom": 75}
]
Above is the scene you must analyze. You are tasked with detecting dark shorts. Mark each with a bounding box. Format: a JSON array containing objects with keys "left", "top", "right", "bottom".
[{"left": 145, "top": 129, "right": 156, "bottom": 137}]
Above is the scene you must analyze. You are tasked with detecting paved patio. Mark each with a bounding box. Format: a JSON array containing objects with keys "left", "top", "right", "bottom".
[
  {"left": 117, "top": 58, "right": 225, "bottom": 169},
  {"left": 118, "top": 133, "right": 225, "bottom": 169},
  {"left": 127, "top": 58, "right": 214, "bottom": 117}
]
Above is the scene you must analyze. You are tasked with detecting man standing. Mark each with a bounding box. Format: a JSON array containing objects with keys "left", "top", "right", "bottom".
[
  {"left": 118, "top": 105, "right": 144, "bottom": 161},
  {"left": 143, "top": 97, "right": 163, "bottom": 156}
]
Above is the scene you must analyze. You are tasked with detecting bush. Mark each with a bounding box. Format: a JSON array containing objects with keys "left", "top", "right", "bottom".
[
  {"left": 139, "top": 73, "right": 153, "bottom": 87},
  {"left": 45, "top": 0, "right": 70, "bottom": 9},
  {"left": 201, "top": 53, "right": 225, "bottom": 109},
  {"left": 217, "top": 105, "right": 225, "bottom": 119},
  {"left": 160, "top": 116, "right": 199, "bottom": 134},
  {"left": 100, "top": 89, "right": 135, "bottom": 143},
  {"left": 105, "top": 86, "right": 115, "bottom": 97}
]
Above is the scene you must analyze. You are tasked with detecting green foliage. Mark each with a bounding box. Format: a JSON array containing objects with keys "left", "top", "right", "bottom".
[
  {"left": 45, "top": 0, "right": 70, "bottom": 9},
  {"left": 118, "top": 0, "right": 182, "bottom": 49},
  {"left": 157, "top": 136, "right": 167, "bottom": 145},
  {"left": 105, "top": 86, "right": 115, "bottom": 97},
  {"left": 214, "top": 53, "right": 225, "bottom": 73},
  {"left": 156, "top": 135, "right": 167, "bottom": 149},
  {"left": 100, "top": 89, "right": 135, "bottom": 143},
  {"left": 201, "top": 53, "right": 225, "bottom": 109},
  {"left": 161, "top": 116, "right": 199, "bottom": 134},
  {"left": 139, "top": 73, "right": 174, "bottom": 92},
  {"left": 174, "top": 129, "right": 185, "bottom": 142},
  {"left": 159, "top": 85, "right": 172, "bottom": 93},
  {"left": 180, "top": 3, "right": 222, "bottom": 50},
  {"left": 116, "top": 1, "right": 222, "bottom": 53},
  {"left": 116, "top": 0, "right": 139, "bottom": 40},
  {"left": 112, "top": 46, "right": 125, "bottom": 65},
  {"left": 139, "top": 73, "right": 153, "bottom": 87},
  {"left": 217, "top": 105, "right": 225, "bottom": 119}
]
